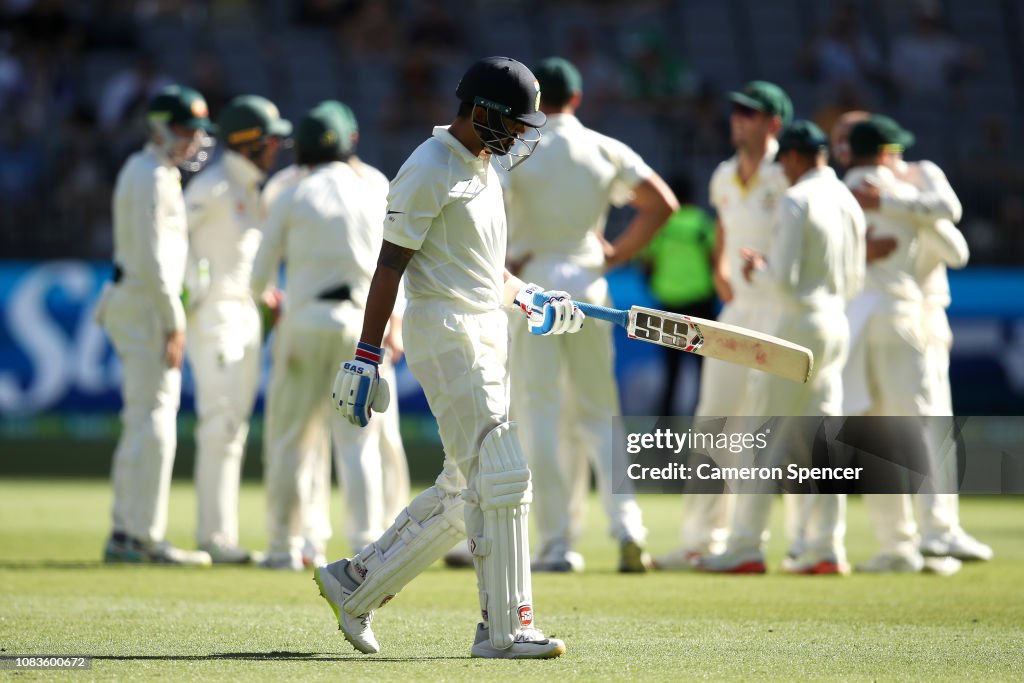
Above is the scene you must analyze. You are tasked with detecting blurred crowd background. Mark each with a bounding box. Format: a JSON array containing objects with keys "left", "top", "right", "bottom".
[{"left": 1, "top": 0, "right": 1022, "bottom": 264}]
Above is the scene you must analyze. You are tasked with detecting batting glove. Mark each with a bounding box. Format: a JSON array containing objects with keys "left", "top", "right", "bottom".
[
  {"left": 512, "top": 282, "right": 585, "bottom": 336},
  {"left": 332, "top": 341, "right": 391, "bottom": 427}
]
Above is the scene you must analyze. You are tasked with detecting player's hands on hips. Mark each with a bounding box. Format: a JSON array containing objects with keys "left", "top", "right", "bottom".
[{"left": 332, "top": 342, "right": 391, "bottom": 427}]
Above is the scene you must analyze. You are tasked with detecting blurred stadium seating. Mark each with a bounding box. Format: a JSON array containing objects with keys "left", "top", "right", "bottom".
[{"left": 1, "top": 0, "right": 1021, "bottom": 262}]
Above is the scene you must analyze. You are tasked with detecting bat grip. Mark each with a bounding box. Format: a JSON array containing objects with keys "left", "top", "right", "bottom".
[{"left": 575, "top": 302, "right": 629, "bottom": 329}]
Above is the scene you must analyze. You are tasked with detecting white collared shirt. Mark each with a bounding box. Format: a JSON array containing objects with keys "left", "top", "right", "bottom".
[
  {"left": 184, "top": 150, "right": 265, "bottom": 305},
  {"left": 709, "top": 139, "right": 790, "bottom": 304},
  {"left": 251, "top": 161, "right": 383, "bottom": 311},
  {"left": 384, "top": 126, "right": 507, "bottom": 312},
  {"left": 844, "top": 164, "right": 923, "bottom": 302},
  {"left": 111, "top": 142, "right": 188, "bottom": 332},
  {"left": 503, "top": 113, "right": 652, "bottom": 268},
  {"left": 751, "top": 166, "right": 866, "bottom": 309}
]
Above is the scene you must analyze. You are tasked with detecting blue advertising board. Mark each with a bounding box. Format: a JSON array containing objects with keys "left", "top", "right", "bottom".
[{"left": 0, "top": 261, "right": 1022, "bottom": 423}]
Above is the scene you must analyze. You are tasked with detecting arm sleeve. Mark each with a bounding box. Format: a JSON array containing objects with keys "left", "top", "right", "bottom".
[
  {"left": 604, "top": 136, "right": 654, "bottom": 208},
  {"left": 918, "top": 218, "right": 970, "bottom": 269},
  {"left": 182, "top": 179, "right": 208, "bottom": 305},
  {"left": 382, "top": 161, "right": 447, "bottom": 250},
  {"left": 844, "top": 200, "right": 867, "bottom": 301},
  {"left": 251, "top": 188, "right": 290, "bottom": 298},
  {"left": 750, "top": 194, "right": 806, "bottom": 296},
  {"left": 137, "top": 167, "right": 187, "bottom": 332},
  {"left": 880, "top": 160, "right": 962, "bottom": 224}
]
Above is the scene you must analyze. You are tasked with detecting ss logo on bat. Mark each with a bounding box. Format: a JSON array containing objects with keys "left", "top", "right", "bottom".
[{"left": 634, "top": 312, "right": 691, "bottom": 347}]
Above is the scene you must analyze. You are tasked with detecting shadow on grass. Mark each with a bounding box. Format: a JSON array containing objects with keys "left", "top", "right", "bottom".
[
  {"left": 0, "top": 561, "right": 108, "bottom": 570},
  {"left": 91, "top": 651, "right": 469, "bottom": 662}
]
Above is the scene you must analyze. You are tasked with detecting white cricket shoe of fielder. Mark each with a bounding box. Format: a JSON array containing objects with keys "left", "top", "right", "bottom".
[
  {"left": 258, "top": 552, "right": 304, "bottom": 571},
  {"left": 855, "top": 552, "right": 924, "bottom": 573},
  {"left": 470, "top": 623, "right": 566, "bottom": 659},
  {"left": 531, "top": 541, "right": 584, "bottom": 573},
  {"left": 146, "top": 542, "right": 212, "bottom": 566},
  {"left": 301, "top": 540, "right": 327, "bottom": 569},
  {"left": 696, "top": 550, "right": 767, "bottom": 574},
  {"left": 201, "top": 543, "right": 257, "bottom": 565},
  {"left": 921, "top": 556, "right": 963, "bottom": 576},
  {"left": 652, "top": 546, "right": 703, "bottom": 571},
  {"left": 314, "top": 559, "right": 380, "bottom": 655},
  {"left": 921, "top": 531, "right": 994, "bottom": 562}
]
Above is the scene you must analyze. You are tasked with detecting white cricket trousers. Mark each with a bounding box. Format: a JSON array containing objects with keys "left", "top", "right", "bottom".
[
  {"left": 683, "top": 300, "right": 771, "bottom": 554},
  {"left": 303, "top": 356, "right": 410, "bottom": 553},
  {"left": 187, "top": 297, "right": 262, "bottom": 549},
  {"left": 729, "top": 307, "right": 850, "bottom": 562},
  {"left": 362, "top": 301, "right": 523, "bottom": 621},
  {"left": 263, "top": 300, "right": 383, "bottom": 558},
  {"left": 917, "top": 304, "right": 959, "bottom": 540},
  {"left": 846, "top": 297, "right": 930, "bottom": 558},
  {"left": 102, "top": 286, "right": 181, "bottom": 545},
  {"left": 510, "top": 259, "right": 646, "bottom": 552}
]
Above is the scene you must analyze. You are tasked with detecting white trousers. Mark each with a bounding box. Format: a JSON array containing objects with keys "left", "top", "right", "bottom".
[
  {"left": 846, "top": 297, "right": 930, "bottom": 556},
  {"left": 302, "top": 356, "right": 411, "bottom": 553},
  {"left": 263, "top": 301, "right": 383, "bottom": 558},
  {"left": 186, "top": 297, "right": 262, "bottom": 549},
  {"left": 728, "top": 308, "right": 850, "bottom": 560},
  {"left": 683, "top": 300, "right": 770, "bottom": 554},
  {"left": 102, "top": 286, "right": 181, "bottom": 545},
  {"left": 510, "top": 259, "right": 646, "bottom": 553},
  {"left": 917, "top": 304, "right": 960, "bottom": 540},
  {"left": 354, "top": 302, "right": 527, "bottom": 622}
]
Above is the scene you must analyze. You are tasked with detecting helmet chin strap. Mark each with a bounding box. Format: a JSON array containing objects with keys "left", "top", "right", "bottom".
[{"left": 471, "top": 104, "right": 541, "bottom": 172}]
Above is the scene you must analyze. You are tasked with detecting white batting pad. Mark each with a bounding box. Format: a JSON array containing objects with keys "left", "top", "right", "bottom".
[
  {"left": 344, "top": 488, "right": 465, "bottom": 616},
  {"left": 474, "top": 422, "right": 534, "bottom": 650}
]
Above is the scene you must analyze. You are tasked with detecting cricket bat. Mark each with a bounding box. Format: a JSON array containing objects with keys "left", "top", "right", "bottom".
[{"left": 576, "top": 303, "right": 814, "bottom": 383}]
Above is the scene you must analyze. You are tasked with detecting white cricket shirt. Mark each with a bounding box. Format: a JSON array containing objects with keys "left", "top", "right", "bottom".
[
  {"left": 844, "top": 165, "right": 923, "bottom": 302},
  {"left": 890, "top": 159, "right": 968, "bottom": 309},
  {"left": 251, "top": 160, "right": 383, "bottom": 310},
  {"left": 751, "top": 166, "right": 866, "bottom": 309},
  {"left": 709, "top": 139, "right": 790, "bottom": 304},
  {"left": 111, "top": 142, "right": 189, "bottom": 332},
  {"left": 384, "top": 126, "right": 506, "bottom": 312},
  {"left": 184, "top": 150, "right": 265, "bottom": 304},
  {"left": 504, "top": 113, "right": 652, "bottom": 268},
  {"left": 263, "top": 163, "right": 308, "bottom": 209}
]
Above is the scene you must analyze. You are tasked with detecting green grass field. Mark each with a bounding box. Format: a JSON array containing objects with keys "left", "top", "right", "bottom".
[{"left": 1, "top": 480, "right": 1022, "bottom": 681}]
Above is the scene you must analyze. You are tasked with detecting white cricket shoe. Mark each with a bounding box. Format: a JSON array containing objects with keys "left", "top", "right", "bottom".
[
  {"left": 855, "top": 552, "right": 924, "bottom": 573},
  {"left": 470, "top": 623, "right": 566, "bottom": 659},
  {"left": 314, "top": 559, "right": 380, "bottom": 655},
  {"left": 652, "top": 546, "right": 703, "bottom": 571},
  {"left": 104, "top": 535, "right": 212, "bottom": 566},
  {"left": 146, "top": 542, "right": 212, "bottom": 566},
  {"left": 696, "top": 550, "right": 767, "bottom": 574},
  {"left": 781, "top": 555, "right": 850, "bottom": 575},
  {"left": 922, "top": 556, "right": 963, "bottom": 576},
  {"left": 532, "top": 541, "right": 585, "bottom": 573},
  {"left": 201, "top": 543, "right": 256, "bottom": 565},
  {"left": 921, "top": 531, "right": 994, "bottom": 562},
  {"left": 259, "top": 552, "right": 304, "bottom": 571},
  {"left": 301, "top": 540, "right": 327, "bottom": 569}
]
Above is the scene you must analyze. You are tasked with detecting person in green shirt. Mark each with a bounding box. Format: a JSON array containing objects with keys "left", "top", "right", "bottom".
[{"left": 639, "top": 175, "right": 717, "bottom": 415}]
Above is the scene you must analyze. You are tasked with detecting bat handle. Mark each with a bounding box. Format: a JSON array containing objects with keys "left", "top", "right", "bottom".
[{"left": 575, "top": 302, "right": 629, "bottom": 329}]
